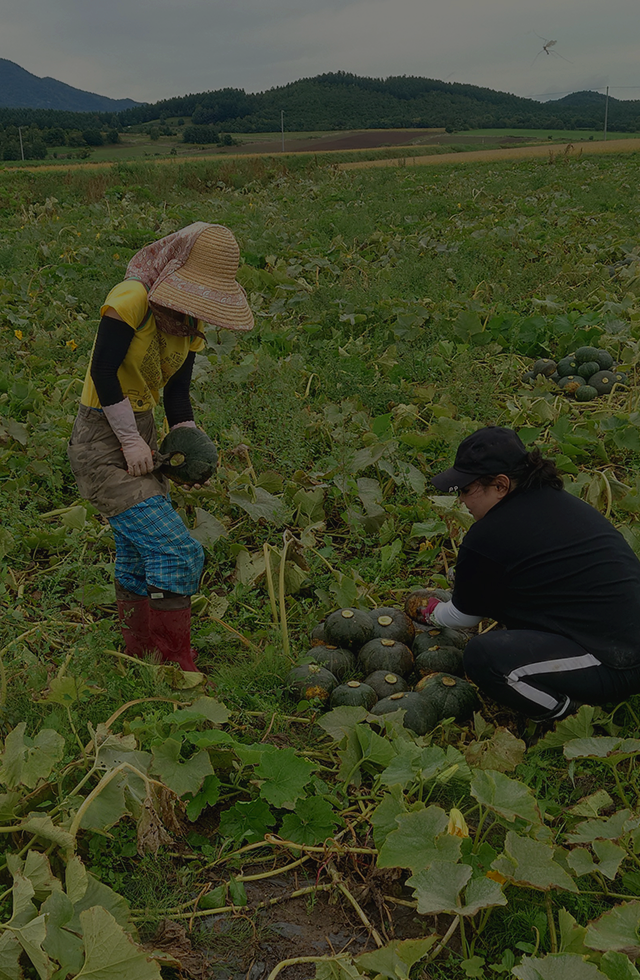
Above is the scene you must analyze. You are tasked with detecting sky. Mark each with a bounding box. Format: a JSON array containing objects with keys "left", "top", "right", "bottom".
[{"left": 3, "top": 0, "right": 639, "bottom": 106}]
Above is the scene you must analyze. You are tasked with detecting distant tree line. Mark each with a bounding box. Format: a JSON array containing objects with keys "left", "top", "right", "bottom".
[{"left": 2, "top": 74, "right": 639, "bottom": 159}]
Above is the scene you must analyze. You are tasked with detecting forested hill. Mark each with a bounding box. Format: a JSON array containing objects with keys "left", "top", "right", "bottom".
[
  {"left": 117, "top": 72, "right": 640, "bottom": 132},
  {"left": 0, "top": 59, "right": 141, "bottom": 112}
]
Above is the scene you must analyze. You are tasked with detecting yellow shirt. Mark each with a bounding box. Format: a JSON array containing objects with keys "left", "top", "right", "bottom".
[{"left": 81, "top": 280, "right": 206, "bottom": 412}]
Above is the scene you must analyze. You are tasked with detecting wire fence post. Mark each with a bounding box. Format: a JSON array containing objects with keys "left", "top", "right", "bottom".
[
  {"left": 603, "top": 86, "right": 609, "bottom": 141},
  {"left": 281, "top": 110, "right": 285, "bottom": 152}
]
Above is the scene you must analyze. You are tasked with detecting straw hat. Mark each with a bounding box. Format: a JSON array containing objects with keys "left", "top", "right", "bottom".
[{"left": 150, "top": 224, "right": 254, "bottom": 332}]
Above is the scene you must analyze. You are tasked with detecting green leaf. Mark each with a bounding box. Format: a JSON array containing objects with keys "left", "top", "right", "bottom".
[
  {"left": 163, "top": 696, "right": 231, "bottom": 728},
  {"left": 354, "top": 724, "right": 396, "bottom": 768},
  {"left": 185, "top": 774, "right": 221, "bottom": 821},
  {"left": 317, "top": 707, "right": 368, "bottom": 741},
  {"left": 585, "top": 901, "right": 640, "bottom": 959},
  {"left": 461, "top": 875, "right": 508, "bottom": 916},
  {"left": 568, "top": 791, "right": 614, "bottom": 818},
  {"left": 370, "top": 788, "right": 407, "bottom": 850},
  {"left": 61, "top": 505, "right": 87, "bottom": 529},
  {"left": 79, "top": 775, "right": 128, "bottom": 832},
  {"left": 470, "top": 770, "right": 542, "bottom": 828},
  {"left": 41, "top": 890, "right": 84, "bottom": 978},
  {"left": 9, "top": 851, "right": 61, "bottom": 903},
  {"left": 74, "top": 906, "right": 161, "bottom": 980},
  {"left": 564, "top": 737, "right": 640, "bottom": 760},
  {"left": 218, "top": 799, "right": 277, "bottom": 844},
  {"left": 64, "top": 858, "right": 132, "bottom": 935},
  {"left": 355, "top": 936, "right": 437, "bottom": 979},
  {"left": 228, "top": 877, "right": 248, "bottom": 908},
  {"left": 558, "top": 908, "right": 590, "bottom": 956},
  {"left": 461, "top": 955, "right": 486, "bottom": 978},
  {"left": 378, "top": 742, "right": 422, "bottom": 789},
  {"left": 279, "top": 797, "right": 342, "bottom": 845},
  {"left": 568, "top": 848, "right": 596, "bottom": 877},
  {"left": 0, "top": 724, "right": 65, "bottom": 789},
  {"left": 377, "top": 805, "right": 462, "bottom": 873},
  {"left": 464, "top": 728, "right": 526, "bottom": 773},
  {"left": 593, "top": 840, "right": 626, "bottom": 880},
  {"left": 492, "top": 832, "right": 578, "bottom": 893},
  {"left": 0, "top": 528, "right": 16, "bottom": 560},
  {"left": 190, "top": 508, "right": 228, "bottom": 547},
  {"left": 513, "top": 953, "right": 607, "bottom": 979},
  {"left": 566, "top": 810, "right": 633, "bottom": 844},
  {"left": 42, "top": 675, "right": 95, "bottom": 706},
  {"left": 407, "top": 861, "right": 472, "bottom": 914},
  {"left": 256, "top": 748, "right": 315, "bottom": 809},
  {"left": 600, "top": 950, "right": 640, "bottom": 980},
  {"left": 150, "top": 739, "right": 213, "bottom": 797},
  {"left": 229, "top": 486, "right": 290, "bottom": 525},
  {"left": 0, "top": 932, "right": 22, "bottom": 980},
  {"left": 19, "top": 814, "right": 74, "bottom": 850},
  {"left": 535, "top": 706, "right": 596, "bottom": 750}
]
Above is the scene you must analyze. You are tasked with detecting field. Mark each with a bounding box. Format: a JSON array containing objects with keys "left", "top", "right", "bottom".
[
  {"left": 2, "top": 149, "right": 640, "bottom": 980},
  {"left": 6, "top": 124, "right": 640, "bottom": 168}
]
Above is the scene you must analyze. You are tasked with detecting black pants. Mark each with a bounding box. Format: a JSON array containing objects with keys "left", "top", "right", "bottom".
[{"left": 464, "top": 630, "right": 640, "bottom": 720}]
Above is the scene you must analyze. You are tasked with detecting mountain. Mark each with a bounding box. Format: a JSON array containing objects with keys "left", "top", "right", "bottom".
[
  {"left": 117, "top": 73, "right": 640, "bottom": 133},
  {"left": 0, "top": 59, "right": 142, "bottom": 111}
]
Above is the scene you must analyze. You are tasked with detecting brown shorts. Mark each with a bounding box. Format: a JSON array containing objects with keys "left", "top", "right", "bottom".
[{"left": 67, "top": 404, "right": 169, "bottom": 519}]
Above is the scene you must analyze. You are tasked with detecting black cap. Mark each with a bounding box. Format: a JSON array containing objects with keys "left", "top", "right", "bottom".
[{"left": 431, "top": 426, "right": 528, "bottom": 492}]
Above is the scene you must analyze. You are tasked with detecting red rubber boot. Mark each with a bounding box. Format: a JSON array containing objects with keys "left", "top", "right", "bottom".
[
  {"left": 115, "top": 583, "right": 152, "bottom": 658},
  {"left": 148, "top": 590, "right": 199, "bottom": 673}
]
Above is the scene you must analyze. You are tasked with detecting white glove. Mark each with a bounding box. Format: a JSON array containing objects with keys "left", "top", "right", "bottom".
[{"left": 102, "top": 398, "right": 154, "bottom": 477}]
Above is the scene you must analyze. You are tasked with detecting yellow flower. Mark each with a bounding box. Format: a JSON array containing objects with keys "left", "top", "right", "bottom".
[
  {"left": 14, "top": 330, "right": 23, "bottom": 341},
  {"left": 66, "top": 339, "right": 78, "bottom": 351},
  {"left": 113, "top": 253, "right": 119, "bottom": 260},
  {"left": 486, "top": 869, "right": 507, "bottom": 884},
  {"left": 447, "top": 808, "right": 469, "bottom": 838},
  {"left": 95, "top": 232, "right": 101, "bottom": 239}
]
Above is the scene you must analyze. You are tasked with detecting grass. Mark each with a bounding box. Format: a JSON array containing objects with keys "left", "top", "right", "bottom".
[{"left": 2, "top": 149, "right": 640, "bottom": 978}]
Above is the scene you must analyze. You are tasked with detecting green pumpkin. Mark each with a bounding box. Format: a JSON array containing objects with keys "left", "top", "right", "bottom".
[
  {"left": 368, "top": 607, "right": 415, "bottom": 646},
  {"left": 532, "top": 358, "right": 557, "bottom": 378},
  {"left": 416, "top": 672, "right": 478, "bottom": 721},
  {"left": 594, "top": 349, "right": 614, "bottom": 370},
  {"left": 557, "top": 375, "right": 583, "bottom": 393},
  {"left": 159, "top": 427, "right": 218, "bottom": 485},
  {"left": 286, "top": 664, "right": 337, "bottom": 702},
  {"left": 414, "top": 646, "right": 464, "bottom": 678},
  {"left": 364, "top": 671, "right": 409, "bottom": 699},
  {"left": 330, "top": 681, "right": 378, "bottom": 710},
  {"left": 324, "top": 608, "right": 375, "bottom": 651},
  {"left": 301, "top": 645, "right": 355, "bottom": 681},
  {"left": 575, "top": 346, "right": 601, "bottom": 365},
  {"left": 574, "top": 385, "right": 598, "bottom": 402},
  {"left": 370, "top": 691, "right": 439, "bottom": 736},
  {"left": 557, "top": 356, "right": 579, "bottom": 378},
  {"left": 521, "top": 370, "right": 535, "bottom": 384},
  {"left": 588, "top": 370, "right": 616, "bottom": 395},
  {"left": 358, "top": 638, "right": 414, "bottom": 678},
  {"left": 414, "top": 627, "right": 467, "bottom": 653},
  {"left": 577, "top": 360, "right": 600, "bottom": 380},
  {"left": 310, "top": 622, "right": 326, "bottom": 646}
]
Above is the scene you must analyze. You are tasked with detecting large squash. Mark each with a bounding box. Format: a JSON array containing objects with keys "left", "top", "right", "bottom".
[
  {"left": 330, "top": 681, "right": 378, "bottom": 710},
  {"left": 414, "top": 646, "right": 464, "bottom": 678},
  {"left": 364, "top": 671, "right": 409, "bottom": 699},
  {"left": 301, "top": 645, "right": 355, "bottom": 681},
  {"left": 358, "top": 638, "right": 414, "bottom": 679},
  {"left": 159, "top": 427, "right": 218, "bottom": 485},
  {"left": 413, "top": 627, "right": 466, "bottom": 654},
  {"left": 370, "top": 691, "right": 439, "bottom": 736},
  {"left": 416, "top": 673, "right": 478, "bottom": 721},
  {"left": 324, "top": 608, "right": 375, "bottom": 652},
  {"left": 368, "top": 607, "right": 415, "bottom": 646},
  {"left": 286, "top": 664, "right": 337, "bottom": 702}
]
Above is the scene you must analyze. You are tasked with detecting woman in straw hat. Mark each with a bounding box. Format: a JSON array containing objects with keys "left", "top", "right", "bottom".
[{"left": 68, "top": 222, "right": 253, "bottom": 672}]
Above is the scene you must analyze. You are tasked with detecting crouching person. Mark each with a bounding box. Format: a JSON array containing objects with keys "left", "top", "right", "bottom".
[{"left": 414, "top": 426, "right": 640, "bottom": 721}]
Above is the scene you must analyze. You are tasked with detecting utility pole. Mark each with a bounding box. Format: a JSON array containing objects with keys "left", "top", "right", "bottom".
[
  {"left": 603, "top": 86, "right": 609, "bottom": 141},
  {"left": 18, "top": 126, "right": 25, "bottom": 161},
  {"left": 281, "top": 110, "right": 285, "bottom": 152}
]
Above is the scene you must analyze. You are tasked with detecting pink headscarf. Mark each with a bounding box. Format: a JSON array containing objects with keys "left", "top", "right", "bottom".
[{"left": 125, "top": 222, "right": 209, "bottom": 336}]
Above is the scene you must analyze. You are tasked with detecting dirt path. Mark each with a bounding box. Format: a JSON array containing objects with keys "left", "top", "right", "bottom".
[{"left": 338, "top": 137, "right": 640, "bottom": 170}]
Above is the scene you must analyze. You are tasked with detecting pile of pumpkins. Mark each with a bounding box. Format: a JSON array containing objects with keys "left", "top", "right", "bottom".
[
  {"left": 286, "top": 596, "right": 477, "bottom": 736},
  {"left": 522, "top": 346, "right": 628, "bottom": 402}
]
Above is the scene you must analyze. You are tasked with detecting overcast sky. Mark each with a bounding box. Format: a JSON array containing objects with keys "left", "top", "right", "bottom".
[{"left": 4, "top": 0, "right": 639, "bottom": 105}]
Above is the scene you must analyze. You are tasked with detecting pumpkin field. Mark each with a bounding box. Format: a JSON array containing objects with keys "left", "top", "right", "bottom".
[{"left": 3, "top": 149, "right": 640, "bottom": 980}]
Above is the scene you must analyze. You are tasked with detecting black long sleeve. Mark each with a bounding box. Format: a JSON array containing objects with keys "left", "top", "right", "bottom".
[
  {"left": 163, "top": 351, "right": 195, "bottom": 427},
  {"left": 90, "top": 315, "right": 135, "bottom": 407}
]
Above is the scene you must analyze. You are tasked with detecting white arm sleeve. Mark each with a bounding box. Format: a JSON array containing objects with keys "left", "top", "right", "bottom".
[{"left": 431, "top": 599, "right": 481, "bottom": 629}]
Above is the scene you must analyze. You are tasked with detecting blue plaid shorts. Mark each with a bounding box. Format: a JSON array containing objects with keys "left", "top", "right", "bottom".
[{"left": 109, "top": 495, "right": 205, "bottom": 596}]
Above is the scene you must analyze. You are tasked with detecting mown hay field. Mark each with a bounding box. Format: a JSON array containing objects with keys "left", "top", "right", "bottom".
[{"left": 2, "top": 151, "right": 640, "bottom": 979}]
